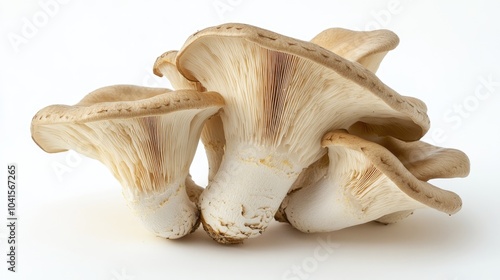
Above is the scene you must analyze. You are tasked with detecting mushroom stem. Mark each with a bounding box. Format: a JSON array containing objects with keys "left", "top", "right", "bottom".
[
  {"left": 123, "top": 180, "right": 198, "bottom": 237},
  {"left": 201, "top": 114, "right": 226, "bottom": 182},
  {"left": 200, "top": 146, "right": 301, "bottom": 243}
]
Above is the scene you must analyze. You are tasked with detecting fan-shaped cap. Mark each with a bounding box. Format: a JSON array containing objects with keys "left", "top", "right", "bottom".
[
  {"left": 32, "top": 86, "right": 223, "bottom": 144},
  {"left": 322, "top": 130, "right": 468, "bottom": 214},
  {"left": 153, "top": 51, "right": 204, "bottom": 91},
  {"left": 311, "top": 28, "right": 399, "bottom": 72},
  {"left": 177, "top": 23, "right": 429, "bottom": 158},
  {"left": 282, "top": 130, "right": 469, "bottom": 232},
  {"left": 368, "top": 136, "right": 470, "bottom": 181}
]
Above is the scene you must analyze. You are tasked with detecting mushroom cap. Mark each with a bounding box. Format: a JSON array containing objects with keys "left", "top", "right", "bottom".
[
  {"left": 176, "top": 23, "right": 429, "bottom": 158},
  {"left": 321, "top": 130, "right": 468, "bottom": 214},
  {"left": 369, "top": 135, "right": 471, "bottom": 181},
  {"left": 31, "top": 85, "right": 224, "bottom": 193},
  {"left": 153, "top": 50, "right": 178, "bottom": 77},
  {"left": 311, "top": 28, "right": 399, "bottom": 72},
  {"left": 282, "top": 130, "right": 469, "bottom": 232},
  {"left": 32, "top": 85, "right": 224, "bottom": 154},
  {"left": 153, "top": 51, "right": 204, "bottom": 91},
  {"left": 279, "top": 128, "right": 470, "bottom": 227}
]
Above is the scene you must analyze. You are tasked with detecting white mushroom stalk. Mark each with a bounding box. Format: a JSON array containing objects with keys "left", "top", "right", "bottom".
[
  {"left": 176, "top": 23, "right": 430, "bottom": 243},
  {"left": 274, "top": 155, "right": 329, "bottom": 223},
  {"left": 154, "top": 50, "right": 226, "bottom": 183},
  {"left": 31, "top": 85, "right": 224, "bottom": 239},
  {"left": 282, "top": 130, "right": 470, "bottom": 232}
]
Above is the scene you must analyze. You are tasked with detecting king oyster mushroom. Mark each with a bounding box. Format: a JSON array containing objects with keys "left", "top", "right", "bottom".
[
  {"left": 281, "top": 129, "right": 470, "bottom": 232},
  {"left": 154, "top": 50, "right": 226, "bottom": 183},
  {"left": 31, "top": 85, "right": 224, "bottom": 238},
  {"left": 175, "top": 23, "right": 430, "bottom": 243}
]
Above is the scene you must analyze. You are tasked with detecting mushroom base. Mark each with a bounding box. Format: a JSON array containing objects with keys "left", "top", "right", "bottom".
[
  {"left": 199, "top": 152, "right": 302, "bottom": 244},
  {"left": 122, "top": 181, "right": 199, "bottom": 239}
]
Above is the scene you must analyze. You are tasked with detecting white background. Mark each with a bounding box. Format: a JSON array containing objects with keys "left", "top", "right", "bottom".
[{"left": 1, "top": 0, "right": 499, "bottom": 279}]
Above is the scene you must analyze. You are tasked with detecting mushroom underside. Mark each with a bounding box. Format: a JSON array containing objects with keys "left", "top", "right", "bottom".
[{"left": 281, "top": 130, "right": 468, "bottom": 233}]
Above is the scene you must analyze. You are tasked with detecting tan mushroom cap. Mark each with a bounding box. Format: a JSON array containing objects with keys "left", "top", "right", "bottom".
[
  {"left": 309, "top": 27, "right": 431, "bottom": 138},
  {"left": 370, "top": 136, "right": 470, "bottom": 181},
  {"left": 311, "top": 28, "right": 400, "bottom": 72},
  {"left": 374, "top": 134, "right": 471, "bottom": 222},
  {"left": 31, "top": 84, "right": 225, "bottom": 191},
  {"left": 278, "top": 129, "right": 470, "bottom": 225},
  {"left": 278, "top": 130, "right": 470, "bottom": 223},
  {"left": 153, "top": 50, "right": 177, "bottom": 77},
  {"left": 321, "top": 130, "right": 469, "bottom": 214},
  {"left": 177, "top": 23, "right": 430, "bottom": 145},
  {"left": 281, "top": 130, "right": 469, "bottom": 232},
  {"left": 153, "top": 51, "right": 204, "bottom": 91},
  {"left": 32, "top": 85, "right": 223, "bottom": 144}
]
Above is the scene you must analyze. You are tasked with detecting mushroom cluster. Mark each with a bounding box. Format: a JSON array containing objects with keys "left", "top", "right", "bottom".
[{"left": 31, "top": 23, "right": 470, "bottom": 244}]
